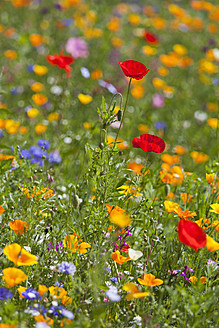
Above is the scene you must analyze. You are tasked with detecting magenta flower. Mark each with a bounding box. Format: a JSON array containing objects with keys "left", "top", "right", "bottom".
[{"left": 65, "top": 37, "right": 89, "bottom": 59}]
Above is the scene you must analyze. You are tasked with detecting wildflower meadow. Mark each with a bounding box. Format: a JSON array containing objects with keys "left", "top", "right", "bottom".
[{"left": 1, "top": 0, "right": 219, "bottom": 327}]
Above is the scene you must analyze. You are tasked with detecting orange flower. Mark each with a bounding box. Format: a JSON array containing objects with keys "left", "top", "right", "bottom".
[
  {"left": 195, "top": 218, "right": 211, "bottom": 230},
  {"left": 0, "top": 324, "right": 18, "bottom": 328},
  {"left": 62, "top": 295, "right": 72, "bottom": 305},
  {"left": 137, "top": 273, "right": 163, "bottom": 286},
  {"left": 29, "top": 34, "right": 43, "bottom": 47},
  {"left": 206, "top": 173, "right": 216, "bottom": 184},
  {"left": 190, "top": 276, "right": 207, "bottom": 284},
  {"left": 63, "top": 234, "right": 91, "bottom": 253},
  {"left": 127, "top": 162, "right": 146, "bottom": 175},
  {"left": 173, "top": 207, "right": 197, "bottom": 220},
  {"left": 34, "top": 315, "right": 54, "bottom": 326},
  {"left": 0, "top": 206, "right": 5, "bottom": 214},
  {"left": 181, "top": 193, "right": 192, "bottom": 203},
  {"left": 3, "top": 243, "right": 38, "bottom": 266},
  {"left": 49, "top": 286, "right": 67, "bottom": 299},
  {"left": 9, "top": 220, "right": 29, "bottom": 235},
  {"left": 109, "top": 213, "right": 131, "bottom": 228},
  {"left": 32, "top": 94, "right": 48, "bottom": 106},
  {"left": 206, "top": 236, "right": 219, "bottom": 251},
  {"left": 2, "top": 267, "right": 27, "bottom": 287},
  {"left": 17, "top": 286, "right": 26, "bottom": 298},
  {"left": 38, "top": 284, "right": 48, "bottom": 296},
  {"left": 21, "top": 187, "right": 55, "bottom": 199},
  {"left": 123, "top": 282, "right": 149, "bottom": 300},
  {"left": 111, "top": 250, "right": 131, "bottom": 265},
  {"left": 105, "top": 204, "right": 125, "bottom": 216}
]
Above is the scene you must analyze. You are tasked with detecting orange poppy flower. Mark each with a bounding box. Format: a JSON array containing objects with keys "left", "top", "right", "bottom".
[
  {"left": 2, "top": 267, "right": 27, "bottom": 287},
  {"left": 3, "top": 243, "right": 37, "bottom": 266},
  {"left": 105, "top": 204, "right": 125, "bottom": 216},
  {"left": 137, "top": 274, "right": 163, "bottom": 286},
  {"left": 49, "top": 286, "right": 68, "bottom": 299},
  {"left": 9, "top": 220, "right": 29, "bottom": 235},
  {"left": 0, "top": 206, "right": 5, "bottom": 214},
  {"left": 123, "top": 282, "right": 149, "bottom": 300},
  {"left": 111, "top": 250, "right": 131, "bottom": 265},
  {"left": 63, "top": 233, "right": 91, "bottom": 253}
]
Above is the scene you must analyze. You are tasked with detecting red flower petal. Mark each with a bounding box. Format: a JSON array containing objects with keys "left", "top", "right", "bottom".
[
  {"left": 132, "top": 134, "right": 165, "bottom": 153},
  {"left": 46, "top": 53, "right": 74, "bottom": 78},
  {"left": 144, "top": 31, "right": 158, "bottom": 44},
  {"left": 118, "top": 60, "right": 150, "bottom": 80},
  {"left": 177, "top": 219, "right": 207, "bottom": 251}
]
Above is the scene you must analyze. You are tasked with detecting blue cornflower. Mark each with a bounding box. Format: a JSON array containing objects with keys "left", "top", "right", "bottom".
[
  {"left": 0, "top": 287, "right": 13, "bottom": 300},
  {"left": 48, "top": 151, "right": 61, "bottom": 164},
  {"left": 20, "top": 149, "right": 32, "bottom": 159},
  {"left": 29, "top": 146, "right": 44, "bottom": 158},
  {"left": 21, "top": 288, "right": 40, "bottom": 300},
  {"left": 154, "top": 121, "right": 167, "bottom": 131},
  {"left": 27, "top": 65, "right": 34, "bottom": 73},
  {"left": 58, "top": 261, "right": 76, "bottom": 276},
  {"left": 49, "top": 305, "right": 74, "bottom": 319},
  {"left": 110, "top": 277, "right": 118, "bottom": 284},
  {"left": 0, "top": 129, "right": 3, "bottom": 138},
  {"left": 38, "top": 139, "right": 50, "bottom": 150},
  {"left": 30, "top": 158, "right": 44, "bottom": 167}
]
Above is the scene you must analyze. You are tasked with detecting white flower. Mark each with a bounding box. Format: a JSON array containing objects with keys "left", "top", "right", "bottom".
[
  {"left": 128, "top": 248, "right": 143, "bottom": 261},
  {"left": 105, "top": 286, "right": 121, "bottom": 302}
]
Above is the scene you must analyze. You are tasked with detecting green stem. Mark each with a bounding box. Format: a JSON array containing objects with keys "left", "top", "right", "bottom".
[{"left": 113, "top": 78, "right": 132, "bottom": 148}]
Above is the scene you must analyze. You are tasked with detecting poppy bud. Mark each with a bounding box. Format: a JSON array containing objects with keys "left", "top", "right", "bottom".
[
  {"left": 117, "top": 109, "right": 122, "bottom": 121},
  {"left": 164, "top": 184, "right": 170, "bottom": 196},
  {"left": 72, "top": 193, "right": 80, "bottom": 210}
]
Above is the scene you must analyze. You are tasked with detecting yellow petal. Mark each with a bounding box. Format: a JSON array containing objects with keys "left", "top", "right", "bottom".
[
  {"left": 206, "top": 236, "right": 219, "bottom": 251},
  {"left": 109, "top": 213, "right": 131, "bottom": 227}
]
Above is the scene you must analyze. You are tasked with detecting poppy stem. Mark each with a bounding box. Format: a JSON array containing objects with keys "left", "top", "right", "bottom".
[{"left": 113, "top": 78, "right": 132, "bottom": 149}]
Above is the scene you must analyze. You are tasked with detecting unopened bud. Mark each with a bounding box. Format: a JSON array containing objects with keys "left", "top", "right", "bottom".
[
  {"left": 72, "top": 193, "right": 80, "bottom": 210},
  {"left": 164, "top": 184, "right": 170, "bottom": 196}
]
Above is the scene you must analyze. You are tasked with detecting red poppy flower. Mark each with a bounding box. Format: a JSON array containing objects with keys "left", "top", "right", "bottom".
[
  {"left": 144, "top": 31, "right": 159, "bottom": 44},
  {"left": 132, "top": 134, "right": 165, "bottom": 153},
  {"left": 177, "top": 219, "right": 207, "bottom": 252},
  {"left": 118, "top": 60, "right": 150, "bottom": 80},
  {"left": 47, "top": 52, "right": 74, "bottom": 78}
]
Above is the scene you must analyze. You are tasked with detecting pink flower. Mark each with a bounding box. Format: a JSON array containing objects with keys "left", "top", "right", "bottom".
[
  {"left": 65, "top": 37, "right": 89, "bottom": 59},
  {"left": 152, "top": 93, "right": 165, "bottom": 108}
]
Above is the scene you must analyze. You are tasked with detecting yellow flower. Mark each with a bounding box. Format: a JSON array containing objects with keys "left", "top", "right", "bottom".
[
  {"left": 164, "top": 200, "right": 180, "bottom": 213},
  {"left": 142, "top": 45, "right": 157, "bottom": 56},
  {"left": 2, "top": 267, "right": 27, "bottom": 287},
  {"left": 210, "top": 204, "right": 219, "bottom": 214},
  {"left": 206, "top": 173, "right": 216, "bottom": 184},
  {"left": 129, "top": 14, "right": 140, "bottom": 25},
  {"left": 33, "top": 65, "right": 48, "bottom": 76},
  {"left": 17, "top": 286, "right": 26, "bottom": 298},
  {"left": 78, "top": 94, "right": 93, "bottom": 104},
  {"left": 49, "top": 286, "right": 67, "bottom": 299},
  {"left": 137, "top": 273, "right": 163, "bottom": 286},
  {"left": 105, "top": 204, "right": 125, "bottom": 216},
  {"left": 207, "top": 102, "right": 218, "bottom": 112},
  {"left": 35, "top": 123, "right": 47, "bottom": 135},
  {"left": 27, "top": 108, "right": 39, "bottom": 118},
  {"left": 32, "top": 94, "right": 48, "bottom": 106},
  {"left": 173, "top": 44, "right": 187, "bottom": 56},
  {"left": 206, "top": 236, "right": 219, "bottom": 251},
  {"left": 48, "top": 112, "right": 59, "bottom": 122},
  {"left": 117, "top": 185, "right": 141, "bottom": 198},
  {"left": 207, "top": 118, "right": 218, "bottom": 129},
  {"left": 3, "top": 243, "right": 37, "bottom": 266},
  {"left": 9, "top": 220, "right": 28, "bottom": 235},
  {"left": 190, "top": 276, "right": 207, "bottom": 284},
  {"left": 111, "top": 250, "right": 131, "bottom": 265},
  {"left": 62, "top": 295, "right": 72, "bottom": 305},
  {"left": 109, "top": 213, "right": 131, "bottom": 228},
  {"left": 174, "top": 145, "right": 188, "bottom": 155},
  {"left": 123, "top": 283, "right": 149, "bottom": 300},
  {"left": 152, "top": 77, "right": 166, "bottom": 89},
  {"left": 195, "top": 218, "right": 211, "bottom": 230},
  {"left": 158, "top": 67, "right": 169, "bottom": 76}
]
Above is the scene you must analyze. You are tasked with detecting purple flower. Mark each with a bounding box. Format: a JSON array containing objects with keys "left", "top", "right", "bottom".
[
  {"left": 58, "top": 261, "right": 76, "bottom": 276},
  {"left": 29, "top": 146, "right": 44, "bottom": 158},
  {"left": 49, "top": 306, "right": 74, "bottom": 319},
  {"left": 207, "top": 259, "right": 219, "bottom": 270},
  {"left": 110, "top": 277, "right": 118, "bottom": 284},
  {"left": 48, "top": 150, "right": 61, "bottom": 164},
  {"left": 0, "top": 287, "right": 13, "bottom": 300},
  {"left": 21, "top": 288, "right": 40, "bottom": 300},
  {"left": 65, "top": 37, "right": 89, "bottom": 58},
  {"left": 152, "top": 93, "right": 165, "bottom": 108},
  {"left": 154, "top": 121, "right": 167, "bottom": 131},
  {"left": 38, "top": 139, "right": 50, "bottom": 150},
  {"left": 20, "top": 149, "right": 32, "bottom": 159}
]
